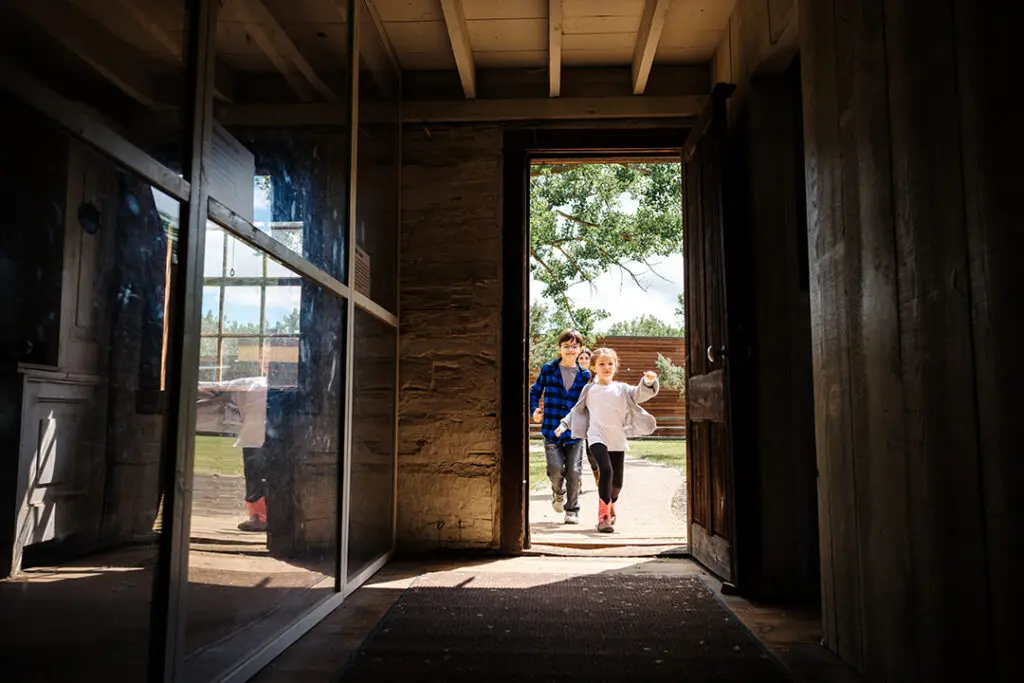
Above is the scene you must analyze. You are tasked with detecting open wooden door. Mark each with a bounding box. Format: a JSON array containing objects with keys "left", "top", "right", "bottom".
[{"left": 683, "top": 85, "right": 738, "bottom": 583}]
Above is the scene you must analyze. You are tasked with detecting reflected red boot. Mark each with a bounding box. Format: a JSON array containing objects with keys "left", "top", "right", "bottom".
[
  {"left": 597, "top": 500, "right": 613, "bottom": 533},
  {"left": 238, "top": 497, "right": 267, "bottom": 532}
]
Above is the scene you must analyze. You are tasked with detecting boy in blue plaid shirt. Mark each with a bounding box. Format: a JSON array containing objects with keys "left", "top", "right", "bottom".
[{"left": 530, "top": 329, "right": 590, "bottom": 524}]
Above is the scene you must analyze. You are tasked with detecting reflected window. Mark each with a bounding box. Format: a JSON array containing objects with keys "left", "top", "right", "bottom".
[
  {"left": 201, "top": 226, "right": 302, "bottom": 388},
  {"left": 187, "top": 223, "right": 344, "bottom": 681}
]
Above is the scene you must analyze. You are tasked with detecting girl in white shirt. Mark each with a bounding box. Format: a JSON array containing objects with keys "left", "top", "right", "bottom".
[{"left": 555, "top": 347, "right": 659, "bottom": 532}]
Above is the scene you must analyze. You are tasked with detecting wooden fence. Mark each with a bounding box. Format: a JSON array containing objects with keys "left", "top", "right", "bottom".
[{"left": 529, "top": 335, "right": 687, "bottom": 438}]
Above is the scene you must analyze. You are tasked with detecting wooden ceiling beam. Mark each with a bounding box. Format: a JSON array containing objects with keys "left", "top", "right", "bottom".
[
  {"left": 439, "top": 0, "right": 476, "bottom": 99},
  {"left": 632, "top": 0, "right": 673, "bottom": 95},
  {"left": 548, "top": 0, "right": 562, "bottom": 98},
  {"left": 217, "top": 95, "right": 707, "bottom": 126},
  {"left": 224, "top": 0, "right": 339, "bottom": 103}
]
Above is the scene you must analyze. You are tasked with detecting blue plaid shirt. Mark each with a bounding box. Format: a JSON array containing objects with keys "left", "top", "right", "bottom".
[{"left": 530, "top": 358, "right": 590, "bottom": 443}]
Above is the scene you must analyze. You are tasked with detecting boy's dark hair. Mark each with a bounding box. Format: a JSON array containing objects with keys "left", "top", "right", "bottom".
[{"left": 557, "top": 329, "right": 584, "bottom": 346}]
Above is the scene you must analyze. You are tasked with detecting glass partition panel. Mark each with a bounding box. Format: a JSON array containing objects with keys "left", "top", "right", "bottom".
[
  {"left": 347, "top": 308, "right": 396, "bottom": 580},
  {"left": 354, "top": 0, "right": 399, "bottom": 312},
  {"left": 0, "top": 109, "right": 181, "bottom": 682},
  {"left": 0, "top": 0, "right": 190, "bottom": 173},
  {"left": 210, "top": 2, "right": 351, "bottom": 281},
  {"left": 184, "top": 222, "right": 344, "bottom": 682}
]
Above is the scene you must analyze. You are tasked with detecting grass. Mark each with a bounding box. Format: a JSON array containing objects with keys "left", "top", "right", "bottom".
[
  {"left": 528, "top": 438, "right": 686, "bottom": 490},
  {"left": 193, "top": 435, "right": 244, "bottom": 476}
]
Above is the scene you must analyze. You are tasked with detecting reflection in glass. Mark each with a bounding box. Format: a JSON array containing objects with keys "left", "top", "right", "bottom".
[
  {"left": 211, "top": 130, "right": 349, "bottom": 282},
  {"left": 348, "top": 308, "right": 396, "bottom": 580},
  {"left": 186, "top": 224, "right": 344, "bottom": 681},
  {"left": 0, "top": 113, "right": 180, "bottom": 681},
  {"left": 0, "top": 0, "right": 189, "bottom": 168},
  {"left": 354, "top": 0, "right": 400, "bottom": 311}
]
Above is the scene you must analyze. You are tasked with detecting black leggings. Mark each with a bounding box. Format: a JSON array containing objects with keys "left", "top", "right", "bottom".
[{"left": 589, "top": 442, "right": 625, "bottom": 504}]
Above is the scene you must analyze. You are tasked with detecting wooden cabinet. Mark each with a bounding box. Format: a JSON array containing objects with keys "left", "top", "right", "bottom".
[{"left": 2, "top": 131, "right": 116, "bottom": 576}]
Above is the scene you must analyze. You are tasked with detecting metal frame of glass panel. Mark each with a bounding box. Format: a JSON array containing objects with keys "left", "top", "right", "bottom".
[{"left": 0, "top": 0, "right": 402, "bottom": 680}]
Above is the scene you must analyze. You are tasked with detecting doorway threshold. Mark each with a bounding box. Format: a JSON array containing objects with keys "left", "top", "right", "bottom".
[{"left": 525, "top": 542, "right": 689, "bottom": 558}]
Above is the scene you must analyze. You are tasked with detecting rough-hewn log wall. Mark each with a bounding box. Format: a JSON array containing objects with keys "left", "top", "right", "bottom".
[
  {"left": 801, "top": 1, "right": 1017, "bottom": 680},
  {"left": 397, "top": 126, "right": 503, "bottom": 551}
]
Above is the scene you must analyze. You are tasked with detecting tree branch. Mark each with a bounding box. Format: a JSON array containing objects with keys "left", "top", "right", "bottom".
[
  {"left": 537, "top": 233, "right": 650, "bottom": 291},
  {"left": 552, "top": 244, "right": 591, "bottom": 283},
  {"left": 530, "top": 248, "right": 579, "bottom": 326},
  {"left": 554, "top": 209, "right": 600, "bottom": 229},
  {"left": 641, "top": 255, "right": 674, "bottom": 283}
]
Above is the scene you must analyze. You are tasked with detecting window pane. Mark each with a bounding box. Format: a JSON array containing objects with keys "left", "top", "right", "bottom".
[
  {"left": 264, "top": 286, "right": 302, "bottom": 335},
  {"left": 224, "top": 232, "right": 265, "bottom": 279},
  {"left": 354, "top": 0, "right": 399, "bottom": 311},
  {"left": 222, "top": 286, "right": 262, "bottom": 334},
  {"left": 0, "top": 119, "right": 182, "bottom": 682},
  {"left": 201, "top": 287, "right": 222, "bottom": 335},
  {"left": 187, "top": 234, "right": 345, "bottom": 681},
  {"left": 204, "top": 228, "right": 225, "bottom": 276},
  {"left": 347, "top": 308, "right": 396, "bottom": 580},
  {"left": 199, "top": 338, "right": 219, "bottom": 383}
]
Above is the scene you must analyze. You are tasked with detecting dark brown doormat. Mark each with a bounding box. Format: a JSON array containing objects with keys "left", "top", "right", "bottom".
[{"left": 335, "top": 572, "right": 793, "bottom": 682}]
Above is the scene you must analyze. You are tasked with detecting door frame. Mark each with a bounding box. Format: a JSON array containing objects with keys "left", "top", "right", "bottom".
[{"left": 499, "top": 127, "right": 690, "bottom": 553}]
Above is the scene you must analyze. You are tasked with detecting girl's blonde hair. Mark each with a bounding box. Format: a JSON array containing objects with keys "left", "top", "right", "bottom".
[{"left": 589, "top": 347, "right": 619, "bottom": 380}]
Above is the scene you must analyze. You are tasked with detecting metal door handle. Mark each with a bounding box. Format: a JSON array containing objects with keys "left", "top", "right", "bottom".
[{"left": 707, "top": 344, "right": 726, "bottom": 364}]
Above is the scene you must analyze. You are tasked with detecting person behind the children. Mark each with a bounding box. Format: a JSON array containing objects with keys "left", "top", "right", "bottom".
[
  {"left": 574, "top": 347, "right": 599, "bottom": 492},
  {"left": 530, "top": 330, "right": 590, "bottom": 524},
  {"left": 555, "top": 347, "right": 659, "bottom": 532}
]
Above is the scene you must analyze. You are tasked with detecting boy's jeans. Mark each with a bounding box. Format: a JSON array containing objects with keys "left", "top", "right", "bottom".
[{"left": 545, "top": 440, "right": 583, "bottom": 513}]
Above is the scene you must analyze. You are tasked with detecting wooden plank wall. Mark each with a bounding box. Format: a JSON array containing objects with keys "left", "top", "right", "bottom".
[
  {"left": 801, "top": 1, "right": 1018, "bottom": 680},
  {"left": 529, "top": 335, "right": 687, "bottom": 436}
]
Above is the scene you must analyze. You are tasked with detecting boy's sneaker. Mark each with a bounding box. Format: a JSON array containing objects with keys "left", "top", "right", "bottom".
[
  {"left": 564, "top": 511, "right": 579, "bottom": 524},
  {"left": 551, "top": 492, "right": 564, "bottom": 513}
]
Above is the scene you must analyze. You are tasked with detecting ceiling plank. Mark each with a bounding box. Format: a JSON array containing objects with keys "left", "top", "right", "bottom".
[
  {"left": 631, "top": 0, "right": 673, "bottom": 95},
  {"left": 217, "top": 94, "right": 707, "bottom": 125},
  {"left": 548, "top": 0, "right": 562, "bottom": 97},
  {"left": 224, "top": 0, "right": 339, "bottom": 103},
  {"left": 439, "top": 0, "right": 476, "bottom": 98}
]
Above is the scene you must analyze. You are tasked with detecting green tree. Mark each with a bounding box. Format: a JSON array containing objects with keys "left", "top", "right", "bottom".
[
  {"left": 606, "top": 314, "right": 684, "bottom": 338},
  {"left": 655, "top": 353, "right": 687, "bottom": 400},
  {"left": 530, "top": 163, "right": 681, "bottom": 325},
  {"left": 267, "top": 308, "right": 301, "bottom": 334},
  {"left": 529, "top": 301, "right": 607, "bottom": 372}
]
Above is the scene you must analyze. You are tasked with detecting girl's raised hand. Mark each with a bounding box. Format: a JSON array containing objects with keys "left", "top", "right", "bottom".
[{"left": 643, "top": 370, "right": 657, "bottom": 383}]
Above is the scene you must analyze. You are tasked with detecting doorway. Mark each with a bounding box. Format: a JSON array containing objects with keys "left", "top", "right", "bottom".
[
  {"left": 500, "top": 128, "right": 691, "bottom": 556},
  {"left": 524, "top": 156, "right": 688, "bottom": 553}
]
